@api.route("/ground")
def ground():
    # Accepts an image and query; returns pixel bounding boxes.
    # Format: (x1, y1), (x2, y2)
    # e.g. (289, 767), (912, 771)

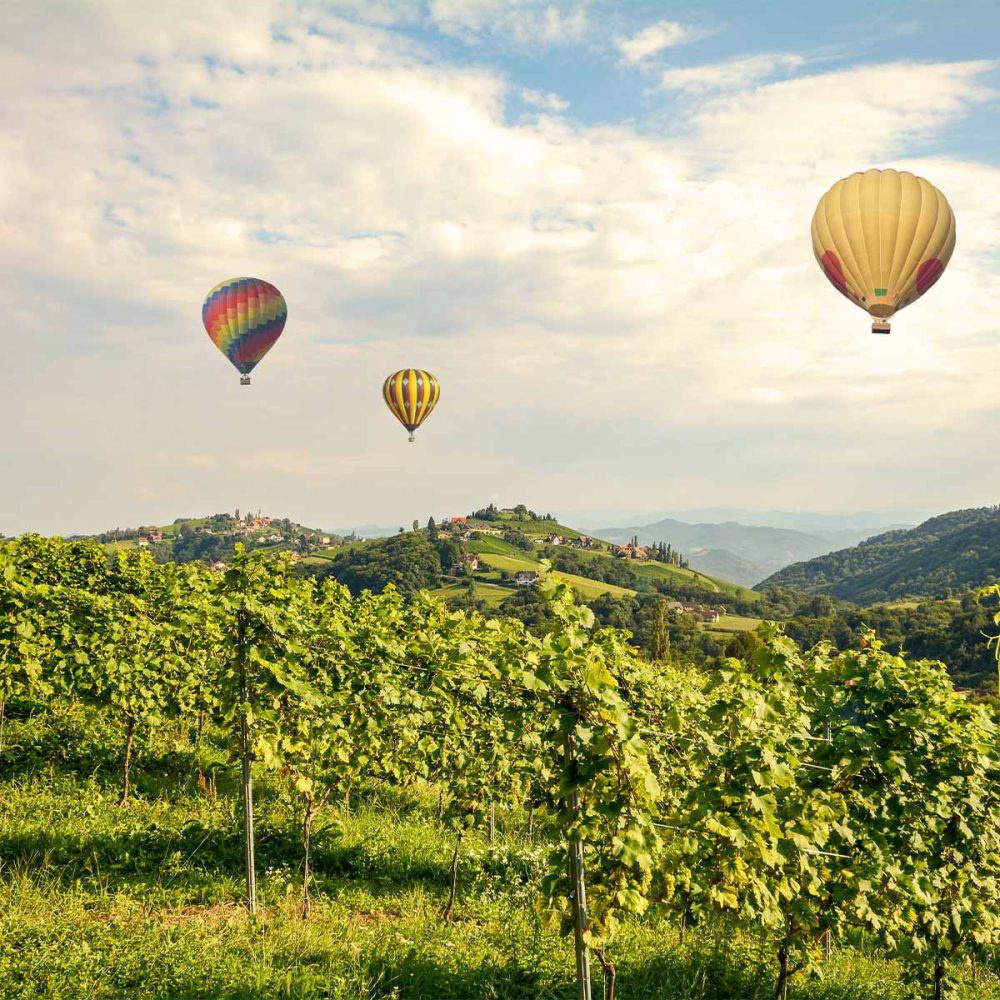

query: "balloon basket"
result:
(240, 374), (251, 385)
(871, 320), (891, 335)
(408, 434), (415, 443)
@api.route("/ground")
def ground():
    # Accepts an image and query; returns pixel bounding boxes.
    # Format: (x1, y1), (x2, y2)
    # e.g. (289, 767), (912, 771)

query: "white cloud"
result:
(660, 53), (805, 92)
(521, 88), (569, 112)
(617, 20), (689, 63)
(1, 5), (999, 533)
(427, 0), (588, 45)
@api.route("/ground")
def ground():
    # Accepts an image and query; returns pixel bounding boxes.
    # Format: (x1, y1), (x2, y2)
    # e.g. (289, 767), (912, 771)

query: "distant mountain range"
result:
(593, 517), (903, 587)
(757, 507), (1000, 603)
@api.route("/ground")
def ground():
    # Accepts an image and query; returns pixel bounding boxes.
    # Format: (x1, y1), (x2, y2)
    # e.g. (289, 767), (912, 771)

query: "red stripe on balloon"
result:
(915, 258), (943, 296)
(821, 250), (851, 298)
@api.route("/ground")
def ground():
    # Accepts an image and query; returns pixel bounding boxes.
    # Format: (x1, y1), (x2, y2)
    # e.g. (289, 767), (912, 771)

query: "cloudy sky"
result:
(3, 0), (999, 536)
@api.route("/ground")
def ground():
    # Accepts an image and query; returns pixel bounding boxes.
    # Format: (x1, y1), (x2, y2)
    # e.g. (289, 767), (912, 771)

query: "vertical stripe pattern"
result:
(382, 369), (440, 437)
(811, 168), (956, 327)
(202, 277), (287, 377)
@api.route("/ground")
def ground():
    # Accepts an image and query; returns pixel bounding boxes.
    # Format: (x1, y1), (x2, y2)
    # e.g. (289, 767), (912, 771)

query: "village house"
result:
(666, 601), (722, 622)
(455, 554), (480, 572)
(515, 570), (540, 586)
(545, 534), (564, 545)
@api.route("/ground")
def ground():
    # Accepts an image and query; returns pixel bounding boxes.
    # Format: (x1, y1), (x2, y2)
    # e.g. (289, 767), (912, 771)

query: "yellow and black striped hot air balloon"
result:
(812, 168), (956, 334)
(383, 369), (440, 442)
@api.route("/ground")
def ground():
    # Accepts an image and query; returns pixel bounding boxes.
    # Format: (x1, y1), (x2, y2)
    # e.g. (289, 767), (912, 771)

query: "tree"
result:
(428, 516), (437, 533)
(649, 599), (671, 662)
(324, 532), (443, 595)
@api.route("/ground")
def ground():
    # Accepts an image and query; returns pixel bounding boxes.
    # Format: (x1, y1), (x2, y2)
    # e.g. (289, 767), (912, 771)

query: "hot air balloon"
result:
(202, 277), (287, 384)
(811, 168), (955, 334)
(383, 369), (440, 442)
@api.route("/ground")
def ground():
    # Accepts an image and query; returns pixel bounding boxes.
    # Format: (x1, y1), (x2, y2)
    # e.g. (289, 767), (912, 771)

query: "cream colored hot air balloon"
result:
(811, 168), (956, 333)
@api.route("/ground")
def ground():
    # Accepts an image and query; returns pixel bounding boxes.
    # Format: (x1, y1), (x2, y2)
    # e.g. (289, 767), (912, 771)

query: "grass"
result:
(476, 553), (542, 574)
(0, 707), (997, 999)
(704, 614), (765, 634)
(550, 571), (636, 599)
(103, 540), (140, 553)
(300, 551), (339, 567)
(428, 581), (515, 608)
(465, 537), (537, 559)
(631, 560), (719, 590)
(473, 554), (636, 600)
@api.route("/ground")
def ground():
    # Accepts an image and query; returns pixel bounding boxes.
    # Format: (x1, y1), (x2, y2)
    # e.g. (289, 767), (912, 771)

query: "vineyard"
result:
(3, 537), (1000, 999)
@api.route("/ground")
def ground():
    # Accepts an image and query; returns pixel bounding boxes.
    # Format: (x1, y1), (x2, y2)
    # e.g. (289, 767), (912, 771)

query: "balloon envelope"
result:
(203, 277), (287, 380)
(811, 169), (955, 333)
(383, 369), (440, 441)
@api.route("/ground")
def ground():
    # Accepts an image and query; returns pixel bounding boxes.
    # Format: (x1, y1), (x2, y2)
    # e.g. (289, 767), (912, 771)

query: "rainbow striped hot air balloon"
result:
(812, 169), (956, 334)
(383, 369), (440, 442)
(202, 277), (287, 384)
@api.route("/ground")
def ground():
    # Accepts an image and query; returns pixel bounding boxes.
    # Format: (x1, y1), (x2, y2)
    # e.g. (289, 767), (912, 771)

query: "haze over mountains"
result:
(591, 517), (908, 587)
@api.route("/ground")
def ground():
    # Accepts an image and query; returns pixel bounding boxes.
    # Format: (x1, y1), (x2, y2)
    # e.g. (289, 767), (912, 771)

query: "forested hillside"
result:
(758, 507), (1000, 602)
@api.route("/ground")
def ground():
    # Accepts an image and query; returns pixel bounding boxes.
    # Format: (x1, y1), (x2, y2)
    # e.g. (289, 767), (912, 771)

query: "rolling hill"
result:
(88, 512), (341, 565)
(757, 507), (1000, 603)
(66, 506), (764, 637)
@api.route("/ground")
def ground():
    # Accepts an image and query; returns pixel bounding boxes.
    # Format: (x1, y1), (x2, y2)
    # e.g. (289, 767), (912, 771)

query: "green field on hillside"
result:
(705, 614), (765, 634)
(429, 580), (515, 607)
(515, 519), (583, 539)
(551, 571), (636, 599)
(472, 553), (636, 600)
(464, 536), (535, 559)
(103, 539), (141, 553)
(476, 552), (543, 574)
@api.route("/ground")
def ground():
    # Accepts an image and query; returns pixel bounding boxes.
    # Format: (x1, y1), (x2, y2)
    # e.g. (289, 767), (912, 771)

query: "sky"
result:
(2, 0), (999, 536)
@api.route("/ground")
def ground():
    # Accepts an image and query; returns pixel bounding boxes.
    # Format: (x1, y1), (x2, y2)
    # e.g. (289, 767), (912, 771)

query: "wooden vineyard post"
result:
(823, 719), (833, 962)
(237, 614), (258, 915)
(565, 733), (592, 1000)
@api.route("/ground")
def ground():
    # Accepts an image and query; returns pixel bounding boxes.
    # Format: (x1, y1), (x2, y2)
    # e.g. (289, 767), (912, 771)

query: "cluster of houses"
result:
(536, 533), (597, 549)
(441, 524), (601, 549)
(666, 601), (723, 623)
(135, 513), (333, 555)
(614, 544), (651, 560)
